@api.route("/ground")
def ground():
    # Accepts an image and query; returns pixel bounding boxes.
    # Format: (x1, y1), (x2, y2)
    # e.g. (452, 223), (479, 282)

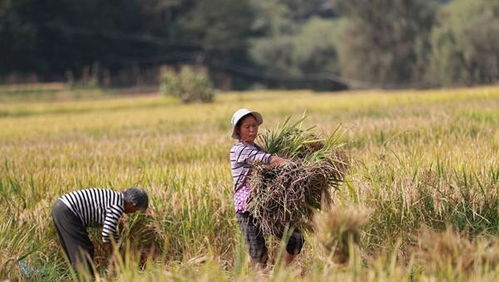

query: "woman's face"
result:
(237, 115), (259, 143)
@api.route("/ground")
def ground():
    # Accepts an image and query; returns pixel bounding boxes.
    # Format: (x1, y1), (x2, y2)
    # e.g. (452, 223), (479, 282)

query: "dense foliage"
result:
(0, 0), (497, 88)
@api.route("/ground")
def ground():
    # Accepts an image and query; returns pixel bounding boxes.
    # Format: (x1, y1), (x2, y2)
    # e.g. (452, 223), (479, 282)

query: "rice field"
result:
(0, 86), (498, 281)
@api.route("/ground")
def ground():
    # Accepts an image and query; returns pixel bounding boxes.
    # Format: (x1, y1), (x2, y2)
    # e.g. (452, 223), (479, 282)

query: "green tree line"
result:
(0, 0), (497, 89)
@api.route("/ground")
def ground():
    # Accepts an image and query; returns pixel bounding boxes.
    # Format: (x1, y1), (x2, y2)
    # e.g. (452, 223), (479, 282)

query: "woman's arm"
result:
(234, 145), (272, 165)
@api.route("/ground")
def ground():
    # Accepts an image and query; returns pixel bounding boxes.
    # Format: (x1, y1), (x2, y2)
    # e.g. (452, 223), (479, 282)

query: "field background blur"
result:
(1, 0), (498, 89)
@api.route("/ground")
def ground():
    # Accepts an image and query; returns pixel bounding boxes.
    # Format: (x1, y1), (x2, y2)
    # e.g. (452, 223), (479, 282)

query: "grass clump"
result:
(248, 117), (349, 236)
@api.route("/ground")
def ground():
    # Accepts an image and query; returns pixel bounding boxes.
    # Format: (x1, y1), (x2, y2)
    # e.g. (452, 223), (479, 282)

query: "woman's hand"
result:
(270, 156), (289, 167)
(104, 242), (114, 257)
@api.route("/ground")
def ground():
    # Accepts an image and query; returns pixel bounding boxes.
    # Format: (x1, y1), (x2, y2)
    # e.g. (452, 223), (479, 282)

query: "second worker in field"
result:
(51, 187), (149, 278)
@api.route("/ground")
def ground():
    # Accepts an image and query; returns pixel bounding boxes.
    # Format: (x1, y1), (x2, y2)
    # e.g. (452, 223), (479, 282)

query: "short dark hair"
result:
(123, 187), (149, 210)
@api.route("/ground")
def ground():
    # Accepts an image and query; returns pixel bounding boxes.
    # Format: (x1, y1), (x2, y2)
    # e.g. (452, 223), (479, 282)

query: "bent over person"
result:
(51, 187), (148, 276)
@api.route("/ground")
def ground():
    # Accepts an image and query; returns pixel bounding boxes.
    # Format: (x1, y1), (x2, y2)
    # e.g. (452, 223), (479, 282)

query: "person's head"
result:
(231, 108), (263, 143)
(122, 187), (149, 213)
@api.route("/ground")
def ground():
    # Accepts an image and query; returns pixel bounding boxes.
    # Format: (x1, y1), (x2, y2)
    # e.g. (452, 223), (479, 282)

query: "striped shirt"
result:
(230, 141), (271, 212)
(59, 188), (125, 243)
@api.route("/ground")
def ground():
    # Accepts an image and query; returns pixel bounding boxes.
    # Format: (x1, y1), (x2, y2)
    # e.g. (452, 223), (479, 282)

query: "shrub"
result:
(160, 66), (215, 103)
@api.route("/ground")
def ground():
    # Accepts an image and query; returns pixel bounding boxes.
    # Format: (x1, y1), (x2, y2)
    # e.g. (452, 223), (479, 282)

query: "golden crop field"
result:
(0, 86), (498, 281)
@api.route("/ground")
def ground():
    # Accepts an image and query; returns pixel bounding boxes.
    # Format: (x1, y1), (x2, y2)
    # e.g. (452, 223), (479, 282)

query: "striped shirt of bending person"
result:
(59, 188), (124, 243)
(230, 141), (271, 192)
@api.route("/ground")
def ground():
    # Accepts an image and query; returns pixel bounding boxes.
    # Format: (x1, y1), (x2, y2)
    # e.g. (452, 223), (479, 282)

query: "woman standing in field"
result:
(229, 108), (304, 269)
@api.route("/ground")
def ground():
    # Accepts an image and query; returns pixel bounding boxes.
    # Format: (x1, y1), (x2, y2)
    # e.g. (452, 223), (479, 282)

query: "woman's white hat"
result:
(231, 108), (263, 139)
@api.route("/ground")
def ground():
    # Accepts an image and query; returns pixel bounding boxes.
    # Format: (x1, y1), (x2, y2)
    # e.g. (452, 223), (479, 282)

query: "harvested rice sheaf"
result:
(247, 117), (349, 236)
(314, 207), (371, 263)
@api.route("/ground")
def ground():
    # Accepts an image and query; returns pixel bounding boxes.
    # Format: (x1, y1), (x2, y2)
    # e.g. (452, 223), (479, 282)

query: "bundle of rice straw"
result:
(247, 117), (349, 236)
(314, 207), (371, 263)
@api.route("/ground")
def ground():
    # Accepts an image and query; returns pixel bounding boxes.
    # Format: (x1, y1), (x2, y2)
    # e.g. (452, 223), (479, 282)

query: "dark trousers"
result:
(236, 212), (304, 264)
(52, 200), (95, 277)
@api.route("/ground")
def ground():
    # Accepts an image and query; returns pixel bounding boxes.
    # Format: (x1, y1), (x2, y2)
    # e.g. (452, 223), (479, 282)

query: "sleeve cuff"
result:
(102, 236), (119, 244)
(264, 154), (272, 165)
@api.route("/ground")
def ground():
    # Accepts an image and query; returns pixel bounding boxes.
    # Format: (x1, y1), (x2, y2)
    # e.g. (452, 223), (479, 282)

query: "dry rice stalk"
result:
(413, 226), (499, 272)
(119, 211), (165, 267)
(248, 117), (349, 236)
